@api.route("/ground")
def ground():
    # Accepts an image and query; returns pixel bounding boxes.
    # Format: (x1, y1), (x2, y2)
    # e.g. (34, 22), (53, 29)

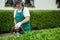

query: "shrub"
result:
(0, 10), (60, 33)
(0, 10), (14, 33)
(30, 10), (60, 29)
(0, 28), (60, 40)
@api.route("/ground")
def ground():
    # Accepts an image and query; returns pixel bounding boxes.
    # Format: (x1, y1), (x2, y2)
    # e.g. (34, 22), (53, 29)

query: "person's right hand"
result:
(15, 24), (19, 29)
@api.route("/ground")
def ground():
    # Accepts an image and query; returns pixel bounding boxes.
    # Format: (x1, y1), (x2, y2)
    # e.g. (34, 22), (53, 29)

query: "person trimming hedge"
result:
(13, 0), (30, 37)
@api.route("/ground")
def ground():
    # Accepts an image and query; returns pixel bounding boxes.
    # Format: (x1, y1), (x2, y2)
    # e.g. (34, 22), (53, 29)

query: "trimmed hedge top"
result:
(0, 28), (60, 40)
(0, 10), (60, 33)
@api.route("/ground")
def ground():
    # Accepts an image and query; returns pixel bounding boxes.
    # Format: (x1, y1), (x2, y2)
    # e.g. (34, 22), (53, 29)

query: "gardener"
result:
(13, 0), (30, 37)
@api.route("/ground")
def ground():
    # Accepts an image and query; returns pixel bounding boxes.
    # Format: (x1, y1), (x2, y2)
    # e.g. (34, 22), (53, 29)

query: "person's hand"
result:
(16, 22), (22, 27)
(15, 22), (22, 29)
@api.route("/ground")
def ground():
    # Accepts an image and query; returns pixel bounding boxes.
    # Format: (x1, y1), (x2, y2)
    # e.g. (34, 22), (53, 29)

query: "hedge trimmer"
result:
(11, 26), (25, 40)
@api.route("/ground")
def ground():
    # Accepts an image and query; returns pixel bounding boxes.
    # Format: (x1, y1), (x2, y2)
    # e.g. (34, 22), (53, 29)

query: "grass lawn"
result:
(0, 27), (60, 40)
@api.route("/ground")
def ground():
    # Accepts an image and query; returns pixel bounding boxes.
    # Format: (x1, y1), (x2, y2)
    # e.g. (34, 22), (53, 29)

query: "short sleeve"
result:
(14, 9), (17, 18)
(23, 7), (30, 17)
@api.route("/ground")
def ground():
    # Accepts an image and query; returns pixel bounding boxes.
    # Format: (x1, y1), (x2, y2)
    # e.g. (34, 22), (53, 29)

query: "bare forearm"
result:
(14, 18), (16, 25)
(21, 17), (30, 24)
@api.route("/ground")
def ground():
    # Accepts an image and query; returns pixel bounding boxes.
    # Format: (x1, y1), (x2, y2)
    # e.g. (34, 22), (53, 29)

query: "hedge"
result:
(0, 27), (60, 40)
(0, 10), (14, 33)
(0, 10), (60, 33)
(30, 10), (60, 29)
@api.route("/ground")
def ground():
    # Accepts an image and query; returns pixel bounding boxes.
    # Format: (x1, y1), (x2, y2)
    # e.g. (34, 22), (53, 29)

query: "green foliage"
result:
(0, 10), (60, 33)
(0, 27), (60, 40)
(30, 10), (60, 29)
(0, 10), (14, 33)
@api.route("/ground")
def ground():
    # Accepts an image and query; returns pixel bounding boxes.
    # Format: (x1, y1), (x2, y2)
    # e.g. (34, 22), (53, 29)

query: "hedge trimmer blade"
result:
(20, 26), (25, 33)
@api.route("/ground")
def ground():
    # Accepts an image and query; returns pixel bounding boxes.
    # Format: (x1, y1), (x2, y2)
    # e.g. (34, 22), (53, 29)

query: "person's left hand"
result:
(15, 22), (22, 29)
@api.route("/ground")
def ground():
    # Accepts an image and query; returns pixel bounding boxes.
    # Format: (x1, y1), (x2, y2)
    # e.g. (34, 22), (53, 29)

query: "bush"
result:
(30, 10), (60, 29)
(0, 10), (60, 33)
(0, 27), (60, 40)
(0, 10), (14, 33)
